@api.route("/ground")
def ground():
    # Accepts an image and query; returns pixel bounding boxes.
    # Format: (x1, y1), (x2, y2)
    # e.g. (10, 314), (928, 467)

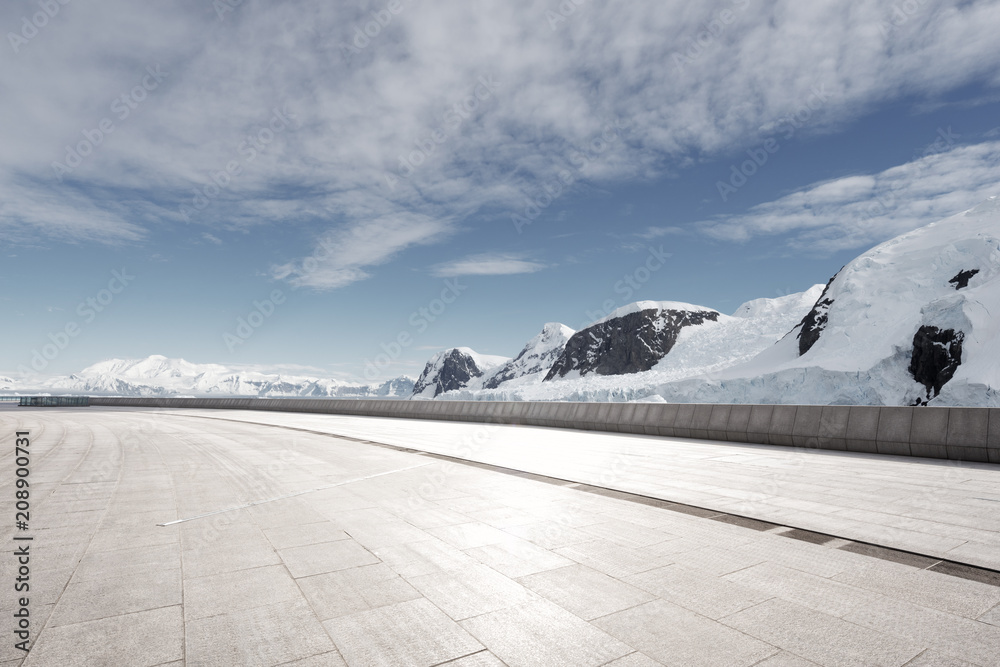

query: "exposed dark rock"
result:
(909, 326), (965, 399)
(796, 271), (840, 356)
(412, 349), (485, 397)
(948, 269), (980, 290)
(544, 308), (719, 380)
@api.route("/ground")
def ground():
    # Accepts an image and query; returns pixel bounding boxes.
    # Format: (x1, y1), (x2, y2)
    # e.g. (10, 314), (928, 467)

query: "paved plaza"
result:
(1, 405), (999, 666)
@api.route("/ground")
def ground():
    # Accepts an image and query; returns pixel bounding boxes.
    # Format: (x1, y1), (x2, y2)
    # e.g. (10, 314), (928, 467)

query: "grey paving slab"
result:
(461, 598), (633, 667)
(502, 519), (596, 549)
(721, 598), (925, 667)
(276, 650), (349, 666)
(464, 505), (541, 528)
(186, 598), (334, 667)
(0, 604), (52, 663)
(842, 594), (1000, 666)
(325, 598), (483, 667)
(667, 544), (767, 577)
(278, 537), (380, 579)
(47, 567), (181, 627)
(369, 537), (477, 577)
(901, 650), (980, 666)
(342, 519), (431, 549)
(427, 522), (513, 550)
(440, 650), (509, 666)
(626, 563), (771, 620)
(382, 503), (471, 529)
(465, 537), (575, 578)
(577, 518), (676, 549)
(22, 606), (183, 667)
(594, 599), (778, 667)
(71, 543), (180, 583)
(24, 567), (73, 607)
(183, 563), (303, 621)
(518, 563), (655, 621)
(602, 653), (664, 666)
(978, 603), (1000, 626)
(262, 521), (350, 550)
(722, 561), (876, 618)
(405, 562), (538, 620)
(832, 561), (1000, 619)
(753, 652), (821, 666)
(554, 539), (673, 578)
(296, 562), (421, 621)
(183, 532), (282, 579)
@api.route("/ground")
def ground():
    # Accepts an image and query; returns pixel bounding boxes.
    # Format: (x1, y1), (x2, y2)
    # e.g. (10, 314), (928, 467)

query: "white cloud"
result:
(430, 253), (547, 278)
(637, 226), (687, 239)
(699, 141), (1000, 252)
(271, 213), (451, 289)
(2, 0), (1000, 281)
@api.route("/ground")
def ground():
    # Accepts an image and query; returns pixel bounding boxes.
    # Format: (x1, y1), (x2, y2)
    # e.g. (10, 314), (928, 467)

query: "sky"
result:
(2, 0), (1000, 383)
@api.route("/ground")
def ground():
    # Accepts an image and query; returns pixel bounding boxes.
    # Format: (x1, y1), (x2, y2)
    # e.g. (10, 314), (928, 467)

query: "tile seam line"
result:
(150, 411), (1000, 581)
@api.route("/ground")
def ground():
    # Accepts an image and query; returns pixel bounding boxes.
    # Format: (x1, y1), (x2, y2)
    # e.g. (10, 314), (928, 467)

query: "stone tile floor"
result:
(0, 406), (997, 666)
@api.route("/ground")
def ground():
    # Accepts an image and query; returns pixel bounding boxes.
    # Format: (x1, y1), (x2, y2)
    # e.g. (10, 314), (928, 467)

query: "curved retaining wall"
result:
(88, 397), (1000, 464)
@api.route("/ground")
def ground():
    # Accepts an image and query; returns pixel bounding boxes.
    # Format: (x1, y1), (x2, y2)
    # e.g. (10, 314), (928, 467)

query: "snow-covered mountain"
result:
(439, 285), (823, 401)
(546, 302), (722, 380)
(669, 196), (1000, 406)
(484, 323), (575, 389)
(411, 348), (509, 398)
(425, 198), (999, 405)
(12, 355), (414, 398)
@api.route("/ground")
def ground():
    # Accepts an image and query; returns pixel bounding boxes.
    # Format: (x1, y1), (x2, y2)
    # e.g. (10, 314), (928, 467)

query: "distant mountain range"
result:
(6, 197), (997, 406)
(412, 197), (1000, 407)
(3, 356), (414, 399)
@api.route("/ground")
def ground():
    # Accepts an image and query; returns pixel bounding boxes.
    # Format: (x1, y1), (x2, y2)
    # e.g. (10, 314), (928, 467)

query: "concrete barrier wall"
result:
(86, 397), (1000, 464)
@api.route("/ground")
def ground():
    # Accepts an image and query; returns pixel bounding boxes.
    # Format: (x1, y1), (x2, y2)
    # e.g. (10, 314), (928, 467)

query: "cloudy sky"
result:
(2, 0), (1000, 381)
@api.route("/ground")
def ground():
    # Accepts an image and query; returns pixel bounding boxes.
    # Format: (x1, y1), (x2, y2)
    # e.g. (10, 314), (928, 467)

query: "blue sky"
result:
(2, 0), (1000, 382)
